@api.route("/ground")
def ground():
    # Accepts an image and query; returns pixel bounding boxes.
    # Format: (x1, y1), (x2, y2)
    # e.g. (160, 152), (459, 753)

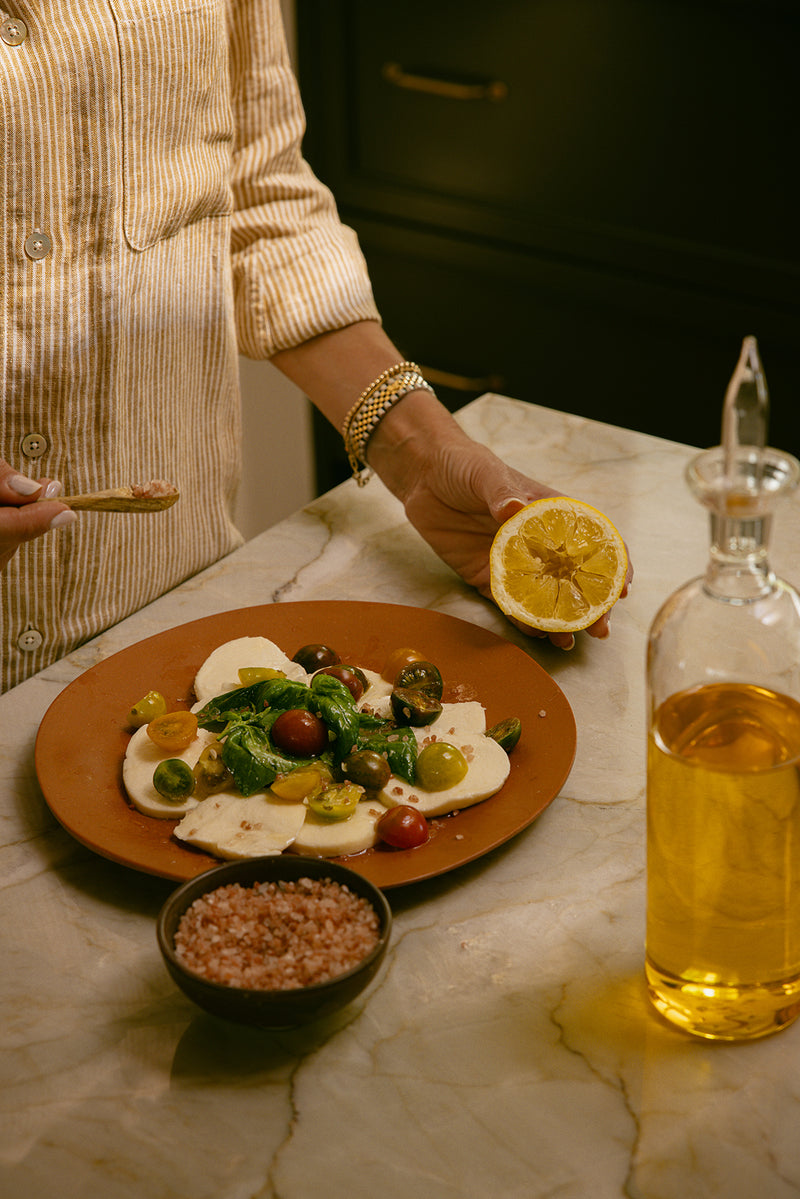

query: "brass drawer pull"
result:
(421, 365), (506, 393)
(382, 62), (508, 103)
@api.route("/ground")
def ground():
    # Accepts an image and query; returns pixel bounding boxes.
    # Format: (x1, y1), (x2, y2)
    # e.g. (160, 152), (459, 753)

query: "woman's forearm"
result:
(269, 320), (466, 500)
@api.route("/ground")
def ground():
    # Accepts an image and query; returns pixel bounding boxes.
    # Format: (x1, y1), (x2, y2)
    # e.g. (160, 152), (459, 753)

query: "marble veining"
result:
(2, 396), (800, 1199)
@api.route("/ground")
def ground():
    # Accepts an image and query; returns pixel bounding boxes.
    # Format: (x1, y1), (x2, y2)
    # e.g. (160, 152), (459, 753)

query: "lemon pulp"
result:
(490, 498), (627, 632)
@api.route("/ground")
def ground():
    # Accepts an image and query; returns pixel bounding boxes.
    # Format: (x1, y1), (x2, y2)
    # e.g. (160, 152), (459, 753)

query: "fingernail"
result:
(43, 480), (64, 499)
(49, 510), (78, 530)
(497, 497), (528, 521)
(8, 474), (41, 496)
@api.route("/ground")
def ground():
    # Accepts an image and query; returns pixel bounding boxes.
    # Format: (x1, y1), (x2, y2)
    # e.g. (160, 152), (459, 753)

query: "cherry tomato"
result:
(315, 664), (367, 702)
(292, 643), (340, 672)
(271, 708), (328, 757)
(192, 741), (231, 795)
(153, 758), (196, 802)
(146, 710), (198, 752)
(238, 667), (286, 685)
(394, 660), (443, 699)
(341, 749), (392, 791)
(390, 687), (442, 727)
(377, 805), (429, 849)
(381, 646), (425, 683)
(486, 717), (522, 752)
(307, 781), (363, 822)
(415, 742), (468, 791)
(129, 690), (167, 728)
(271, 764), (332, 801)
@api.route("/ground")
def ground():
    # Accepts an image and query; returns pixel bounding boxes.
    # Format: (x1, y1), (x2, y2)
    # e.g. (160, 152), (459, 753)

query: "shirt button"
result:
(20, 431), (49, 459)
(24, 231), (52, 260)
(1, 16), (28, 45)
(17, 629), (43, 652)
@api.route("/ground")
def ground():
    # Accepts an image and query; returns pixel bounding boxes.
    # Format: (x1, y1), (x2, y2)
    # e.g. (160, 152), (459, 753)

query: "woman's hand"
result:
(0, 462), (75, 571)
(270, 322), (632, 646)
(368, 397), (632, 649)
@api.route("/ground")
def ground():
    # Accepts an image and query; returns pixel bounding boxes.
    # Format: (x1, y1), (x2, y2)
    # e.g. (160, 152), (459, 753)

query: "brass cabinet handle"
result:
(421, 365), (506, 393)
(382, 62), (508, 103)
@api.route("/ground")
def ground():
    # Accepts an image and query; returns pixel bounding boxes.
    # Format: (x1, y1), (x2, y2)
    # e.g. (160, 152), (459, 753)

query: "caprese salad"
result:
(122, 635), (521, 860)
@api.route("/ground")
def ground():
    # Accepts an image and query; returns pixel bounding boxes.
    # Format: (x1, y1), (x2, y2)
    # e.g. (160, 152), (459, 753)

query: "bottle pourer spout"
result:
(721, 336), (769, 493)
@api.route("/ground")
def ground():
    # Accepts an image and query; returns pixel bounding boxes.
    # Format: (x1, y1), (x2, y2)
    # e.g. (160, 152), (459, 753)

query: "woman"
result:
(0, 0), (628, 691)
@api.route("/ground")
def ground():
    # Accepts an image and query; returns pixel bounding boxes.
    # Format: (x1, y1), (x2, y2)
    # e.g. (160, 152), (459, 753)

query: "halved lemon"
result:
(489, 497), (628, 632)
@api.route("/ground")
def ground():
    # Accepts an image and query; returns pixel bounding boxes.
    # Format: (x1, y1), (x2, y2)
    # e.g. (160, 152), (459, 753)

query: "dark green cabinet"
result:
(297, 0), (799, 493)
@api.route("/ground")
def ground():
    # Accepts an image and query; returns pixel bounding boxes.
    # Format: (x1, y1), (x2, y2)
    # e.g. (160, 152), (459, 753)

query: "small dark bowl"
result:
(156, 856), (392, 1028)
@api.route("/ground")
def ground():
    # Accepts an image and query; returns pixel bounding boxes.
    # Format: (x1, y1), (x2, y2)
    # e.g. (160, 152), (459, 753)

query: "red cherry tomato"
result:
(271, 709), (328, 757)
(315, 664), (367, 702)
(377, 805), (429, 849)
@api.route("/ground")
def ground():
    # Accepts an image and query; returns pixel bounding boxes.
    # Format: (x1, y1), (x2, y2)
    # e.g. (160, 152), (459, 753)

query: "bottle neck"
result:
(704, 512), (775, 600)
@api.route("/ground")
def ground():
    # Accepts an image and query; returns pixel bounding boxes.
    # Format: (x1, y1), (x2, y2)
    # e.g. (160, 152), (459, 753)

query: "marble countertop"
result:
(3, 395), (800, 1199)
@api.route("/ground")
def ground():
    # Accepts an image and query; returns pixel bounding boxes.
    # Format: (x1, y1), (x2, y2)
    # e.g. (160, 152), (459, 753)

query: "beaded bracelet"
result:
(342, 361), (434, 485)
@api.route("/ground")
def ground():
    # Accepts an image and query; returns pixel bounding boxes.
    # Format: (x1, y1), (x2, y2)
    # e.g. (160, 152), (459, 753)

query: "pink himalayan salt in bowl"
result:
(156, 855), (392, 1028)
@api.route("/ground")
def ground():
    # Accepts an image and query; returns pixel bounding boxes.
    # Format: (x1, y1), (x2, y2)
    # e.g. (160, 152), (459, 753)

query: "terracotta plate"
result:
(35, 601), (576, 889)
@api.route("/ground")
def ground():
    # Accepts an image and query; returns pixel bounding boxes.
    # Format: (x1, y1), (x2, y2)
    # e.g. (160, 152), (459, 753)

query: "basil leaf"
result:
(196, 677), (313, 731)
(309, 673), (360, 760)
(258, 678), (312, 712)
(221, 722), (314, 796)
(356, 710), (385, 730)
(195, 681), (270, 728)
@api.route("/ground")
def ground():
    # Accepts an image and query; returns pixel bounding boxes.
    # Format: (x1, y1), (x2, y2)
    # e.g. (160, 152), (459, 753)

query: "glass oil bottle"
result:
(645, 337), (800, 1039)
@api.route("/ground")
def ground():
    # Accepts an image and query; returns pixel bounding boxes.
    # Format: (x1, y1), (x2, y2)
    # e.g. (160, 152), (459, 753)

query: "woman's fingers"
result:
(0, 462), (63, 504)
(0, 465), (75, 569)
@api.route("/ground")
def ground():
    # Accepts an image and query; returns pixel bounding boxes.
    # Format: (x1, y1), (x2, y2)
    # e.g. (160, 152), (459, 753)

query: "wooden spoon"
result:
(40, 484), (180, 512)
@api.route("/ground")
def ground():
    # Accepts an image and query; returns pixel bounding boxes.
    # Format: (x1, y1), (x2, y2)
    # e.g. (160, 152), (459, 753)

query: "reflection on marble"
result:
(2, 397), (800, 1199)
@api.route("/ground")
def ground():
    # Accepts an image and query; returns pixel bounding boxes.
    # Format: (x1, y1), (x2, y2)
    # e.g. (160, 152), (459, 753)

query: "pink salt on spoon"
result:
(39, 479), (179, 512)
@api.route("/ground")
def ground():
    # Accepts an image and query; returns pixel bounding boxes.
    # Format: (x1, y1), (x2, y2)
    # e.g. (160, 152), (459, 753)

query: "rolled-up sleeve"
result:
(226, 0), (380, 358)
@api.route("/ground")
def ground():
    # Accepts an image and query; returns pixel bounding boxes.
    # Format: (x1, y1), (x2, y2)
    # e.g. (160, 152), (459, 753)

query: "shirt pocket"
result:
(109, 0), (234, 250)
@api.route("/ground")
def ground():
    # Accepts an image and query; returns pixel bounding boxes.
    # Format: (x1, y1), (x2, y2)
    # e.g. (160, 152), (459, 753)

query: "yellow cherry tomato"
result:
(271, 764), (333, 802)
(238, 667), (286, 685)
(381, 646), (426, 683)
(129, 690), (167, 728)
(146, 710), (198, 752)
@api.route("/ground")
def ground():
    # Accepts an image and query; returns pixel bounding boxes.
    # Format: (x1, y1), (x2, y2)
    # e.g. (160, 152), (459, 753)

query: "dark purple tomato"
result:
(315, 664), (367, 702)
(377, 805), (429, 849)
(341, 749), (392, 791)
(292, 644), (340, 672)
(271, 709), (328, 757)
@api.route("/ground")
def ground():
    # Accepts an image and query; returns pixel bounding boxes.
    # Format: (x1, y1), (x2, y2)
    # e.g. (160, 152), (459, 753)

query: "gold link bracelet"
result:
(342, 361), (434, 485)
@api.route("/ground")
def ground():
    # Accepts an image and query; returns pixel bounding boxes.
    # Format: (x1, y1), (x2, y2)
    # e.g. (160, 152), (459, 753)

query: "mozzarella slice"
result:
(123, 725), (218, 818)
(356, 669), (393, 719)
(174, 793), (306, 859)
(378, 722), (510, 818)
(434, 701), (487, 736)
(288, 801), (385, 857)
(193, 636), (309, 705)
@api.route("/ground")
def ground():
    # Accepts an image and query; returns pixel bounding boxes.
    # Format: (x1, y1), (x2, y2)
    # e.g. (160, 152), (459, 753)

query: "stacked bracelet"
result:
(341, 361), (435, 485)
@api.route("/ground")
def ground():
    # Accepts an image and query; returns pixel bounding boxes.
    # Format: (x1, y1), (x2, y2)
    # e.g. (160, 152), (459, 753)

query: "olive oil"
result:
(645, 340), (800, 1039)
(646, 682), (800, 1039)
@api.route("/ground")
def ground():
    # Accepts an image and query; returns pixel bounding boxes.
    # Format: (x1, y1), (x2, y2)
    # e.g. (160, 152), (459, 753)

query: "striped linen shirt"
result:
(0, 0), (379, 691)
